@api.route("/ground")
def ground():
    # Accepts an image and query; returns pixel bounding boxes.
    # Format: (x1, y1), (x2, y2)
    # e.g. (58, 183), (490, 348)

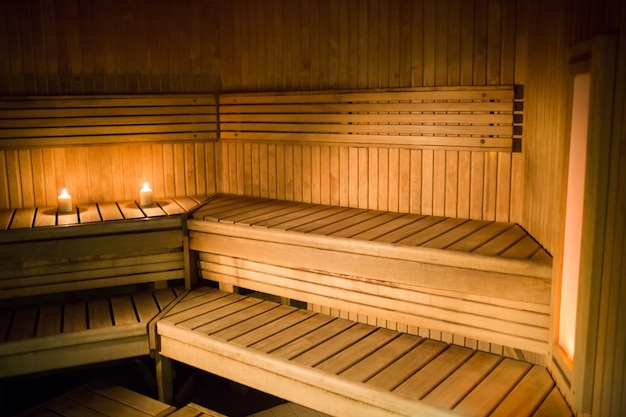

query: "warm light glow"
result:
(140, 182), (154, 206)
(57, 188), (73, 213)
(559, 72), (591, 360)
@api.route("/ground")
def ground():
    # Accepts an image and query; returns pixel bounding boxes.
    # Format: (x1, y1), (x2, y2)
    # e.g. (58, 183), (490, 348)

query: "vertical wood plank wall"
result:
(217, 0), (526, 224)
(564, 1), (626, 416)
(0, 0), (220, 208)
(0, 144), (217, 208)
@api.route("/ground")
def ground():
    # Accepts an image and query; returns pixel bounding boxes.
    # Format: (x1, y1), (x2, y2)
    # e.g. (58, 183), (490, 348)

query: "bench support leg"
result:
(156, 353), (174, 404)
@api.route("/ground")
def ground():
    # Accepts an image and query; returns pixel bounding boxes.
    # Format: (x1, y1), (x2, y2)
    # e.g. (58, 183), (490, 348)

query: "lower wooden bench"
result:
(13, 379), (176, 417)
(168, 403), (228, 417)
(0, 287), (181, 378)
(156, 287), (571, 417)
(0, 195), (208, 379)
(11, 379), (228, 417)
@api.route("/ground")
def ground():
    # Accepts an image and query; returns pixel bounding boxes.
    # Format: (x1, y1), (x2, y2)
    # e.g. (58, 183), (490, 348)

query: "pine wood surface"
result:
(0, 195), (208, 232)
(193, 194), (550, 262)
(188, 194), (552, 354)
(220, 87), (519, 152)
(157, 287), (571, 417)
(0, 288), (182, 378)
(0, 95), (217, 148)
(14, 379), (176, 417)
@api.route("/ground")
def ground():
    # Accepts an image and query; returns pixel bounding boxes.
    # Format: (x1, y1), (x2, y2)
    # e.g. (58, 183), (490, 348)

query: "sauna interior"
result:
(1, 1), (625, 417)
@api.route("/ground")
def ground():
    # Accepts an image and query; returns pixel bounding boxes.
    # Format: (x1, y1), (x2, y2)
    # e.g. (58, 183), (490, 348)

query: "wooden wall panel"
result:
(219, 0), (520, 91)
(0, 0), (220, 95)
(217, 0), (525, 223)
(0, 143), (217, 209)
(219, 142), (516, 221)
(0, 0), (220, 209)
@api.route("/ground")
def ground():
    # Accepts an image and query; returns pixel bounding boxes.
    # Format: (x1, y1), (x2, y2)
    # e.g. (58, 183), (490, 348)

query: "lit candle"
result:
(57, 188), (73, 213)
(140, 182), (154, 206)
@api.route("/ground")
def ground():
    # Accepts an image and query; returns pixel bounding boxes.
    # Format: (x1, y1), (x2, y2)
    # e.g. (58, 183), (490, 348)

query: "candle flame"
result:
(59, 188), (70, 198)
(141, 182), (151, 191)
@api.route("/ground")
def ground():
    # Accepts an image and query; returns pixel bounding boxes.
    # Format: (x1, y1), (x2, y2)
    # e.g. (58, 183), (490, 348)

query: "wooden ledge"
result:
(0, 195), (209, 244)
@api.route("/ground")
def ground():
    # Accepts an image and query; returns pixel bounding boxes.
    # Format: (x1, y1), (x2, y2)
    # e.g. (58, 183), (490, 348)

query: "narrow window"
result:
(559, 72), (590, 360)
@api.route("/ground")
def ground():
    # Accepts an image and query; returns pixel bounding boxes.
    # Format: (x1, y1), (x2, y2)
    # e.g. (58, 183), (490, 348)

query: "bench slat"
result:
(490, 365), (556, 417)
(0, 209), (13, 230)
(88, 298), (114, 329)
(315, 328), (398, 374)
(211, 303), (297, 342)
(288, 207), (365, 233)
(7, 306), (38, 341)
(228, 308), (316, 348)
(36, 304), (63, 338)
(111, 295), (139, 326)
(118, 201), (147, 220)
(9, 207), (35, 229)
(78, 203), (103, 223)
(393, 345), (475, 400)
(422, 351), (501, 408)
(339, 333), (423, 382)
(366, 339), (448, 391)
(33, 207), (57, 227)
(63, 301), (88, 333)
(453, 358), (532, 415)
(293, 323), (377, 367)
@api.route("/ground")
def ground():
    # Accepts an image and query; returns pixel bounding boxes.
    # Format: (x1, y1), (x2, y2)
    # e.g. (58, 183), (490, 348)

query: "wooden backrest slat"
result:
(0, 95), (216, 108)
(219, 86), (514, 104)
(0, 94), (218, 148)
(2, 114), (216, 129)
(220, 101), (511, 114)
(221, 113), (512, 124)
(220, 87), (520, 152)
(223, 122), (512, 137)
(1, 106), (217, 120)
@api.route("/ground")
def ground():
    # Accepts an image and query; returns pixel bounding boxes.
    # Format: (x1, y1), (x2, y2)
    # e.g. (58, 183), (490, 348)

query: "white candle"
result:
(57, 188), (73, 213)
(140, 182), (154, 206)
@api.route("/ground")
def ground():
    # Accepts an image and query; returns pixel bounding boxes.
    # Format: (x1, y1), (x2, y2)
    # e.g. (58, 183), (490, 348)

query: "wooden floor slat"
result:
(160, 288), (571, 417)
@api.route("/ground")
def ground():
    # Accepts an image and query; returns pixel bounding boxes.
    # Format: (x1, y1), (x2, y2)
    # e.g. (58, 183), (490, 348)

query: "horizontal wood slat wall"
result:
(219, 87), (520, 152)
(0, 143), (217, 209)
(0, 95), (218, 148)
(218, 142), (518, 222)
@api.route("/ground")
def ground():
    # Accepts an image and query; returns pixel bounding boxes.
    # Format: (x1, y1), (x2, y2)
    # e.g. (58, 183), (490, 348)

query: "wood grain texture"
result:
(157, 288), (570, 417)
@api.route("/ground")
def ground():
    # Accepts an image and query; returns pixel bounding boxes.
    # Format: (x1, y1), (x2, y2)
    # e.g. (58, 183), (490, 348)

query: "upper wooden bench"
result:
(0, 195), (207, 379)
(187, 194), (551, 355)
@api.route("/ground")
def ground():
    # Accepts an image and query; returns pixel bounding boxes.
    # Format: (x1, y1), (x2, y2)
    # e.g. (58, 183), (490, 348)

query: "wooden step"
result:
(157, 287), (571, 417)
